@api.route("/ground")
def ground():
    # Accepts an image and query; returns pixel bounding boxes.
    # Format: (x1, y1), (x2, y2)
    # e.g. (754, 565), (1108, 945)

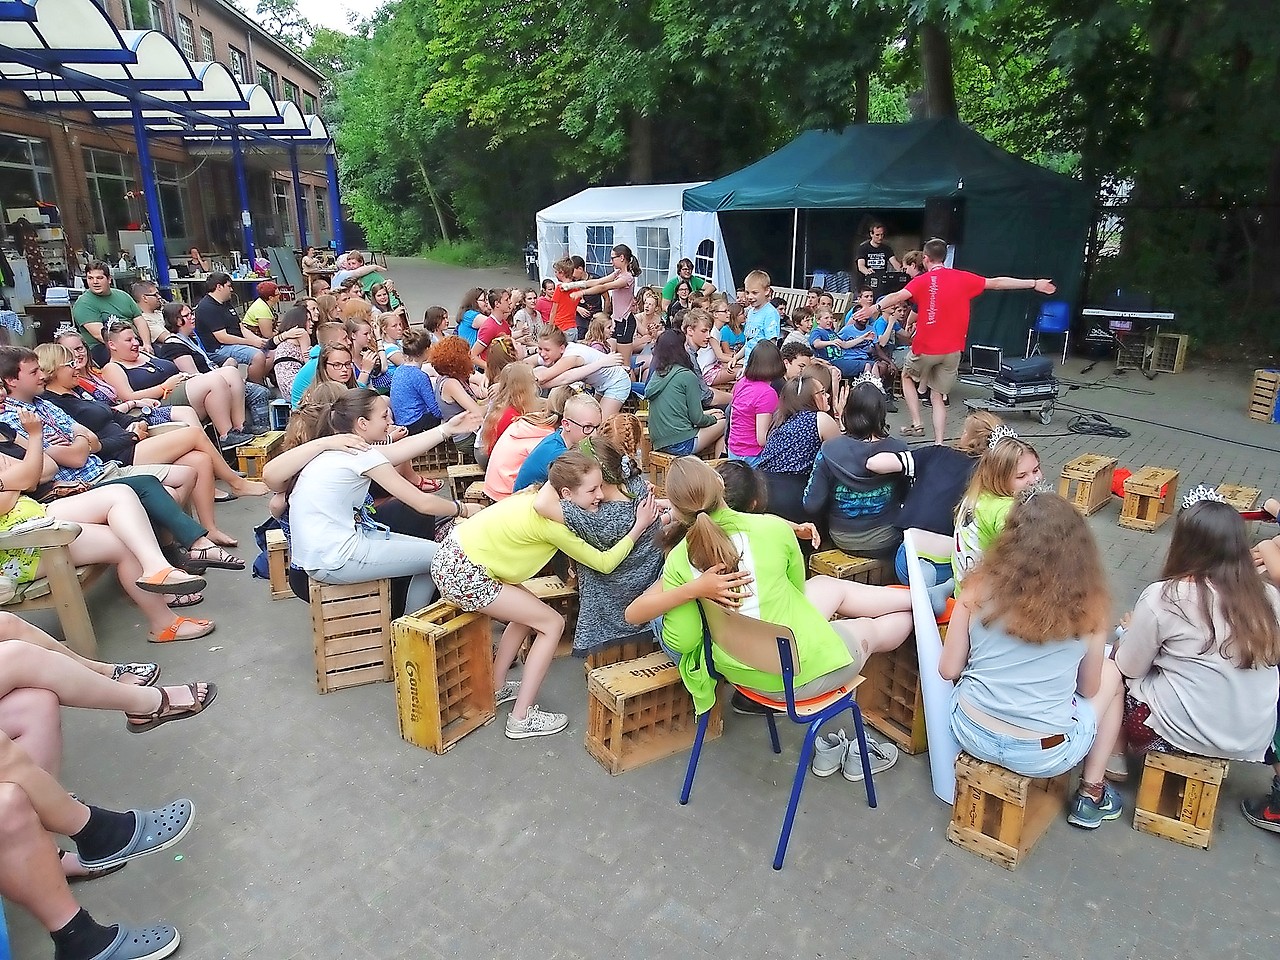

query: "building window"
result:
(199, 28), (215, 63)
(0, 134), (56, 221)
(302, 92), (316, 115)
(176, 16), (195, 59)
(633, 226), (671, 288)
(148, 0), (166, 32)
(228, 47), (246, 83)
(282, 80), (300, 107)
(153, 161), (190, 242)
(314, 187), (328, 242)
(694, 238), (716, 281)
(257, 65), (278, 99)
(273, 178), (292, 244)
(82, 148), (137, 238)
(584, 226), (614, 277)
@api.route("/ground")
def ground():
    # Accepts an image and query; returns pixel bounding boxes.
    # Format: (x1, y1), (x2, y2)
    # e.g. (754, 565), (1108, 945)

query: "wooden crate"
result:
(265, 527), (292, 600)
(1216, 483), (1260, 513)
(947, 752), (1068, 870)
(237, 430), (285, 481)
(1058, 454), (1118, 517)
(808, 550), (892, 584)
(462, 481), (492, 506)
(411, 439), (460, 479)
(1248, 369), (1280, 423)
(857, 639), (927, 754)
(584, 636), (662, 675)
(309, 578), (392, 693)
(1119, 466), (1179, 532)
(585, 652), (721, 774)
(524, 575), (578, 659)
(447, 463), (484, 500)
(1151, 333), (1188, 374)
(1133, 751), (1228, 850)
(647, 451), (674, 498)
(391, 600), (496, 754)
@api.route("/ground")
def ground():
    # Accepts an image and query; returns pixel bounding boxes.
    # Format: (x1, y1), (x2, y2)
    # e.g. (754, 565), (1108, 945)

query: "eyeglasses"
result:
(564, 417), (599, 435)
(326, 360), (354, 370)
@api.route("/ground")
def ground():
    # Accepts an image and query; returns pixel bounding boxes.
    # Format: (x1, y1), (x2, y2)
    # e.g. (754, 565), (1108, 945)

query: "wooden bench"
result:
(1058, 454), (1118, 517)
(0, 521), (108, 658)
(309, 578), (393, 693)
(1118, 466), (1179, 532)
(947, 752), (1068, 870)
(1133, 751), (1228, 850)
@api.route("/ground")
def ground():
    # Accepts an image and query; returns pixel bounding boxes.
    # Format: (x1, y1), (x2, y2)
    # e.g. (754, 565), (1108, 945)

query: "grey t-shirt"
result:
(288, 448), (389, 572)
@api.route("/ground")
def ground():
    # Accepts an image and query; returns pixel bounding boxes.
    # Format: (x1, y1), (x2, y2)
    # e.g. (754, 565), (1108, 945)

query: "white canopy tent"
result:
(535, 183), (734, 294)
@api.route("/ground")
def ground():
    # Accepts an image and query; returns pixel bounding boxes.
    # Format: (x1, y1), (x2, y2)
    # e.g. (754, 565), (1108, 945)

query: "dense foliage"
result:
(282, 0), (1278, 347)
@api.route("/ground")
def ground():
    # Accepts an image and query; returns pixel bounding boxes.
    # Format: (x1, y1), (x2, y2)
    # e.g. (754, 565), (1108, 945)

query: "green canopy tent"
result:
(683, 118), (1091, 354)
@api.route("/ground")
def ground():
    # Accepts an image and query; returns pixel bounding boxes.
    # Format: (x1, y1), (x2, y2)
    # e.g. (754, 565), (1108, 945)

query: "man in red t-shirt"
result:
(854, 238), (1055, 444)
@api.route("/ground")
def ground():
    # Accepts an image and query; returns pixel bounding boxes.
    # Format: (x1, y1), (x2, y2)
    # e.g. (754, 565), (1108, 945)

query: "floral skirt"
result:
(429, 533), (502, 611)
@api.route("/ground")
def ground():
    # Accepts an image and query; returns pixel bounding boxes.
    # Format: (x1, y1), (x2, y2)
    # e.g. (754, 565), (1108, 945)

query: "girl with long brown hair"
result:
(939, 492), (1125, 830)
(950, 427), (1042, 588)
(479, 362), (541, 461)
(1116, 495), (1280, 767)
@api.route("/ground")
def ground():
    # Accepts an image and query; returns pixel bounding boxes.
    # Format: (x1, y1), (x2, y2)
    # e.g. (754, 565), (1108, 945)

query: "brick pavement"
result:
(6, 264), (1280, 959)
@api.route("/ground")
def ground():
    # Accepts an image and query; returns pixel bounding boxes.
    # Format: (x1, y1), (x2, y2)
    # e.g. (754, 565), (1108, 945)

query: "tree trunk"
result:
(853, 68), (869, 123)
(628, 112), (653, 183)
(415, 158), (451, 244)
(918, 22), (957, 118)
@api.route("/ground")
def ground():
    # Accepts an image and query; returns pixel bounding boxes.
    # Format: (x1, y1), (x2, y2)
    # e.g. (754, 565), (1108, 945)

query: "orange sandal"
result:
(136, 567), (207, 596)
(148, 616), (215, 644)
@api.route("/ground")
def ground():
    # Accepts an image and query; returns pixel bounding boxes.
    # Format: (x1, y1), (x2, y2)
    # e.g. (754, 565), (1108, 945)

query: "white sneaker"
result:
(843, 735), (899, 781)
(495, 680), (520, 707)
(811, 729), (850, 778)
(505, 704), (568, 739)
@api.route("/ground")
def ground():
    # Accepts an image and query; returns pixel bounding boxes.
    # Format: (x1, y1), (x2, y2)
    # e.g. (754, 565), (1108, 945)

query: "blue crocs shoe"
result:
(1066, 783), (1123, 829)
(78, 800), (195, 870)
(88, 923), (180, 960)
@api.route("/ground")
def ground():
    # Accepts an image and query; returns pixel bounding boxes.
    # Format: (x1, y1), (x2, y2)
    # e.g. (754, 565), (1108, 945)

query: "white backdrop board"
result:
(904, 528), (962, 804)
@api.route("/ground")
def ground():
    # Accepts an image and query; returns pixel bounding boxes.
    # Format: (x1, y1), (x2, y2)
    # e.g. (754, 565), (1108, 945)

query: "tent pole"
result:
(790, 208), (799, 287)
(130, 106), (170, 287)
(289, 146), (308, 250)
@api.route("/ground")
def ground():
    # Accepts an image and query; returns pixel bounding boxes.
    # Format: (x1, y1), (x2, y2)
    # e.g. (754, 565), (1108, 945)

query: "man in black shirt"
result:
(856, 222), (903, 295)
(193, 272), (269, 384)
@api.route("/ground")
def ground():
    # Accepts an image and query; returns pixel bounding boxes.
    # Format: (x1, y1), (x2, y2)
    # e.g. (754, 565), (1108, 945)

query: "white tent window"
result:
(634, 225), (670, 288)
(694, 238), (716, 281)
(546, 224), (569, 262)
(585, 225), (613, 276)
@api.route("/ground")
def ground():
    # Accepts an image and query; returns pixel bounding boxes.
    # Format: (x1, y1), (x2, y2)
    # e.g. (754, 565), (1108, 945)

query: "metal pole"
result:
(230, 128), (255, 263)
(325, 149), (344, 253)
(288, 145), (308, 250)
(131, 107), (171, 287)
(790, 208), (799, 287)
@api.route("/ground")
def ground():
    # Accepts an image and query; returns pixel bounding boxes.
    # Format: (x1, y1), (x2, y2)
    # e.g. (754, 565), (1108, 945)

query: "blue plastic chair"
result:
(1025, 300), (1071, 364)
(680, 601), (876, 869)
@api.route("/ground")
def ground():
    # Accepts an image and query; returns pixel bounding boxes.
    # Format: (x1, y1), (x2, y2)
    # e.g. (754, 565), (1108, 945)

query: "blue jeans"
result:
(209, 343), (264, 366)
(833, 356), (870, 379)
(660, 437), (697, 456)
(894, 543), (952, 586)
(949, 696), (1095, 779)
(729, 452), (764, 468)
(309, 530), (440, 614)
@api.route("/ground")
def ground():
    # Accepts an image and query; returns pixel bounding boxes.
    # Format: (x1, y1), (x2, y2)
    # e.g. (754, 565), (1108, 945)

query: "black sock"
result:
(71, 806), (136, 863)
(51, 908), (118, 960)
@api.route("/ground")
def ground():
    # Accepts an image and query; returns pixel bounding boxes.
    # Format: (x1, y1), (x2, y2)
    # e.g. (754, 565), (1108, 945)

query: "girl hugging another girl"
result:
(951, 425), (1042, 589)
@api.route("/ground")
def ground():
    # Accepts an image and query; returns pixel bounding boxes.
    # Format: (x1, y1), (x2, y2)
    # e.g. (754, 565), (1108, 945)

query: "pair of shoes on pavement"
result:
(495, 679), (568, 740)
(812, 728), (899, 782)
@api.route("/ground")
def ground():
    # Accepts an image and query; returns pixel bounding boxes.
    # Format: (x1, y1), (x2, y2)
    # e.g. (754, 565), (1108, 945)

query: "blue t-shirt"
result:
(872, 316), (901, 345)
(808, 326), (840, 362)
(389, 364), (442, 426)
(512, 431), (568, 493)
(290, 344), (324, 407)
(743, 303), (780, 358)
(835, 322), (874, 362)
(458, 309), (482, 346)
(719, 327), (745, 352)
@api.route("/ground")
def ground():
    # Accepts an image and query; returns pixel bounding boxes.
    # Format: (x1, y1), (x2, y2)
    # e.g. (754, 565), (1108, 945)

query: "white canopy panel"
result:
(0, 0), (130, 62)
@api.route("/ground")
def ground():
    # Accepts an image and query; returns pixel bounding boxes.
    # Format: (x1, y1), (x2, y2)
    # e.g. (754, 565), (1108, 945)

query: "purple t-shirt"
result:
(729, 378), (780, 457)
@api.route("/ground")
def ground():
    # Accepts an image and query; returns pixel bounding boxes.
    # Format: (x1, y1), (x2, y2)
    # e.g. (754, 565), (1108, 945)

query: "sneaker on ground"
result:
(505, 704), (568, 739)
(731, 690), (780, 716)
(811, 729), (849, 778)
(842, 735), (899, 781)
(218, 430), (255, 450)
(1241, 782), (1280, 834)
(1105, 752), (1129, 782)
(495, 680), (520, 707)
(1066, 782), (1123, 829)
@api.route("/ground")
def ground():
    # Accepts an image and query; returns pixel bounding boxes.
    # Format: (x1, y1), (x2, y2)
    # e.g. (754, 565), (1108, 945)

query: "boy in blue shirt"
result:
(742, 269), (780, 359)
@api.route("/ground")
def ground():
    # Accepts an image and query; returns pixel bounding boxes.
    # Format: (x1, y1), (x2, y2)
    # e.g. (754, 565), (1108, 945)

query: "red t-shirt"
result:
(550, 286), (577, 332)
(485, 404), (521, 455)
(534, 295), (554, 324)
(474, 317), (512, 361)
(905, 267), (986, 355)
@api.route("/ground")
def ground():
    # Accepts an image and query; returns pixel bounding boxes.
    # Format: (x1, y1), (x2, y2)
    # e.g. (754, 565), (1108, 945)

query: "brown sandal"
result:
(126, 682), (218, 734)
(899, 423), (925, 437)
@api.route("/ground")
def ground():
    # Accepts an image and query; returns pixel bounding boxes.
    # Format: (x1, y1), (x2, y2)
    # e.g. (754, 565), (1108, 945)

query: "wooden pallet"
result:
(1133, 751), (1228, 850)
(237, 430), (285, 480)
(265, 527), (292, 600)
(411, 439), (461, 478)
(585, 652), (721, 775)
(309, 578), (393, 693)
(1248, 369), (1279, 423)
(1151, 333), (1188, 374)
(808, 550), (892, 584)
(858, 639), (927, 754)
(1216, 483), (1261, 513)
(1058, 454), (1118, 517)
(447, 463), (484, 500)
(947, 753), (1068, 870)
(1119, 466), (1179, 532)
(463, 480), (492, 506)
(391, 600), (496, 754)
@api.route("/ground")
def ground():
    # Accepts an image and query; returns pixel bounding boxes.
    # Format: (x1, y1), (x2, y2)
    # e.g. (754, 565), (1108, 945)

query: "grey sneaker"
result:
(842, 736), (899, 781)
(495, 680), (520, 707)
(812, 729), (850, 778)
(505, 704), (568, 739)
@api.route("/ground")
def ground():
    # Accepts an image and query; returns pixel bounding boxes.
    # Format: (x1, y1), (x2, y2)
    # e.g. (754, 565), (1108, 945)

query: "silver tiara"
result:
(1018, 480), (1054, 504)
(988, 424), (1019, 450)
(1181, 484), (1227, 511)
(850, 370), (885, 395)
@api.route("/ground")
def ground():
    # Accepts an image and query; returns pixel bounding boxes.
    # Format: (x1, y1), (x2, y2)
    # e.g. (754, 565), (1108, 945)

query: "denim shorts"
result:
(210, 343), (263, 366)
(660, 437), (697, 456)
(949, 695), (1096, 779)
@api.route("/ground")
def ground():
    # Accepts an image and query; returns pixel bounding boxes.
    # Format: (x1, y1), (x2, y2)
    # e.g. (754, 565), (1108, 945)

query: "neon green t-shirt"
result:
(951, 493), (1015, 588)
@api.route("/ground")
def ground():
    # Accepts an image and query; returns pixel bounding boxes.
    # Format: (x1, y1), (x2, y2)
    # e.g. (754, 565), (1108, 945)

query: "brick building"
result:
(0, 0), (333, 283)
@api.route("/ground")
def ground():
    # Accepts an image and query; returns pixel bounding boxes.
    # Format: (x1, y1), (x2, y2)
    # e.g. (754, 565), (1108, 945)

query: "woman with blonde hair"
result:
(484, 386), (572, 501)
(479, 362), (541, 462)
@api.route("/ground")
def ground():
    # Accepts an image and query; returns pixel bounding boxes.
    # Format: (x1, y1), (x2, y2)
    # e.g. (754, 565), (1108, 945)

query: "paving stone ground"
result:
(6, 259), (1280, 959)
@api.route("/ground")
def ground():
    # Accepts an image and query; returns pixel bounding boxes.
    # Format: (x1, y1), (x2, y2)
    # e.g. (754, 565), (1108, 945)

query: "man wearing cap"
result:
(242, 280), (280, 339)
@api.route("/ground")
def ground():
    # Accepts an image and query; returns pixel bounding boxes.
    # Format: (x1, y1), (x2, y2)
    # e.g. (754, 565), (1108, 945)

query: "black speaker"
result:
(923, 196), (965, 245)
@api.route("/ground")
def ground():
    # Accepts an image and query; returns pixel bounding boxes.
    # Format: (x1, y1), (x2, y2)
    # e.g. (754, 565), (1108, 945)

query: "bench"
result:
(0, 521), (108, 658)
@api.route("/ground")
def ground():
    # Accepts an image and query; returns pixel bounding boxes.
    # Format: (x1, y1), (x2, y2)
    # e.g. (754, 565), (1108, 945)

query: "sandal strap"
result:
(127, 686), (169, 722)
